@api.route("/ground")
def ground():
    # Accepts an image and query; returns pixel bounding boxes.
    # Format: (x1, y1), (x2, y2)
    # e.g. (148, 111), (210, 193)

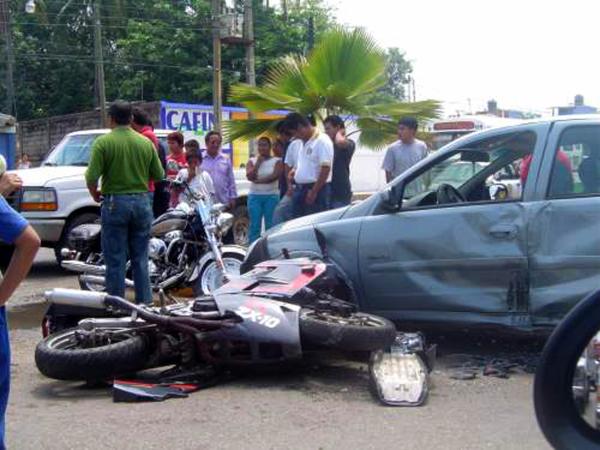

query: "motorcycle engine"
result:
(148, 238), (167, 260)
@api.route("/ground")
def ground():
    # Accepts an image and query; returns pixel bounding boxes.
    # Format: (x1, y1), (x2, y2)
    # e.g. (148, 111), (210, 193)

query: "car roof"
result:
(66, 128), (172, 137)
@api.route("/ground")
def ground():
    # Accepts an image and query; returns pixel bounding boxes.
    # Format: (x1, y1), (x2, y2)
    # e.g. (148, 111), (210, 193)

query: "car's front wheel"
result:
(55, 212), (100, 265)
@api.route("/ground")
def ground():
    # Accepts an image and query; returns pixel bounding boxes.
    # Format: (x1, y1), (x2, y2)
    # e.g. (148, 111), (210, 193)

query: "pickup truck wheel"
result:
(55, 212), (100, 265)
(232, 205), (249, 247)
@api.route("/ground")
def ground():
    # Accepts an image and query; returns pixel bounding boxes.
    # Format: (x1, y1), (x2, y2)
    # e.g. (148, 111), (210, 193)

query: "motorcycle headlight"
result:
(369, 333), (433, 407)
(217, 212), (234, 235)
(20, 188), (58, 211)
(370, 351), (429, 406)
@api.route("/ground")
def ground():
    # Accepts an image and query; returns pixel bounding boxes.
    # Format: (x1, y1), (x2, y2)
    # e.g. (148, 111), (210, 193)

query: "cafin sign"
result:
(160, 101), (233, 153)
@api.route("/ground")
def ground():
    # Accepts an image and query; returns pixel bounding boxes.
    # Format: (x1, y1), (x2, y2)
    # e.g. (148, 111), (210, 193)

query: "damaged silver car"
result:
(242, 116), (600, 332)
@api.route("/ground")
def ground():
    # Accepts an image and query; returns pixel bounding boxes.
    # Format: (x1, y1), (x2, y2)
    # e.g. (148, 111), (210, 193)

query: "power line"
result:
(13, 52), (242, 73)
(27, 10), (214, 24)
(1, 20), (215, 31)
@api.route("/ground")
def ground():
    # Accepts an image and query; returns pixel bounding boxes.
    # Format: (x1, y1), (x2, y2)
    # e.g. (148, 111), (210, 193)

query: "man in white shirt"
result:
(272, 123), (303, 226)
(283, 113), (334, 219)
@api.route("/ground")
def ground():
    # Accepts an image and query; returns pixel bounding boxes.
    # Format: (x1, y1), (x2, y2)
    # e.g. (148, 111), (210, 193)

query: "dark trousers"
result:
(101, 193), (153, 304)
(291, 183), (331, 219)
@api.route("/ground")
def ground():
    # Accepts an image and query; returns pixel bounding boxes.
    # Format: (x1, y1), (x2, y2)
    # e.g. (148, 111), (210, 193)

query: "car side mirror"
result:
(381, 187), (401, 212)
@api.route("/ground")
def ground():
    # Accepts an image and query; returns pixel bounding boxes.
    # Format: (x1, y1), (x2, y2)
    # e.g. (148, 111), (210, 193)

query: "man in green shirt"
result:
(86, 101), (164, 304)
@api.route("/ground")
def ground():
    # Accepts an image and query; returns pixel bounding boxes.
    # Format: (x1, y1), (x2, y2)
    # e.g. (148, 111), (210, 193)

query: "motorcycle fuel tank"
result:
(151, 210), (188, 236)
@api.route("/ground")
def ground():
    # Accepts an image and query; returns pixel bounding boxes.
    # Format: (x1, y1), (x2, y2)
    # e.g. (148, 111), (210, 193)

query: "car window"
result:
(43, 134), (100, 167)
(548, 126), (600, 198)
(402, 131), (536, 207)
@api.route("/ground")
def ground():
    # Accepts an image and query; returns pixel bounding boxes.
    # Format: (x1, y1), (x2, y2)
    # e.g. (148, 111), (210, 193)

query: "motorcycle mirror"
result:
(369, 333), (432, 407)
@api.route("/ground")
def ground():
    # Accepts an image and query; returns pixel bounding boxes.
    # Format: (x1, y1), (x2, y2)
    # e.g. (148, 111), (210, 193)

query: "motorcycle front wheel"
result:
(198, 253), (244, 295)
(35, 327), (149, 381)
(299, 309), (397, 352)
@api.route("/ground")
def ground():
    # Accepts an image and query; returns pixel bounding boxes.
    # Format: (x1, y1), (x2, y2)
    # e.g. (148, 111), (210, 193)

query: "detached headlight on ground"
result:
(20, 188), (58, 211)
(369, 333), (433, 406)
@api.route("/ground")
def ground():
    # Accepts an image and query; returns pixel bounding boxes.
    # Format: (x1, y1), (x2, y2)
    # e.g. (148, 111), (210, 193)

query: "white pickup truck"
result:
(2, 129), (251, 267)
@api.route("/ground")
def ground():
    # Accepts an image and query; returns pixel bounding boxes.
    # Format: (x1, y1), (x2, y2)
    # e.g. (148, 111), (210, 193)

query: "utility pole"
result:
(211, 0), (223, 132)
(244, 0), (256, 155)
(0, 0), (16, 117)
(282, 0), (288, 20)
(306, 14), (314, 52)
(93, 0), (107, 127)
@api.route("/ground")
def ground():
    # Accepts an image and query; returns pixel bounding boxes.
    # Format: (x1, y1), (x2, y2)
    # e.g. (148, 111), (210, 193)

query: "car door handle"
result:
(489, 224), (518, 239)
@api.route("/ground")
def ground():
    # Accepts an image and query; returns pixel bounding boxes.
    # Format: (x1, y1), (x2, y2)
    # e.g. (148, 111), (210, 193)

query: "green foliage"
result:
(2, 0), (336, 120)
(225, 27), (440, 148)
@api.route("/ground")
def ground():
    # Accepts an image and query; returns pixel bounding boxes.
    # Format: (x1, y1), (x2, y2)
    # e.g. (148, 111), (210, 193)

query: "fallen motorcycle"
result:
(60, 181), (245, 297)
(35, 257), (398, 382)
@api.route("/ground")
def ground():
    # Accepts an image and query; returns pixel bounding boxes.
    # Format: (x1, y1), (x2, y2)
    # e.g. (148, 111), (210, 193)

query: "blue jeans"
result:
(248, 194), (279, 243)
(101, 193), (153, 304)
(291, 183), (331, 219)
(331, 199), (351, 209)
(0, 308), (9, 450)
(272, 195), (294, 226)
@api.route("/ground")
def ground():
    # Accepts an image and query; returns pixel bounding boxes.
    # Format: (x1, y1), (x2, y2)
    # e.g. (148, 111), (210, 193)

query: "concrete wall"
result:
(17, 102), (161, 164)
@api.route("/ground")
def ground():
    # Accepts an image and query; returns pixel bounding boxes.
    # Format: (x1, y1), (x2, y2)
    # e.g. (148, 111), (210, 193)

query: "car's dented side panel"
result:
(357, 201), (529, 315)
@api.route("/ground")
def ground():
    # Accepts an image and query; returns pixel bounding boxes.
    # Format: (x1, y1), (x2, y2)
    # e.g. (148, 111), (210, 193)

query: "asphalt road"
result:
(4, 249), (550, 449)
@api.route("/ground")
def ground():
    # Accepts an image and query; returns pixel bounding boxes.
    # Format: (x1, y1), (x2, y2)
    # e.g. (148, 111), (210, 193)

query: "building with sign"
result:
(160, 101), (287, 168)
(553, 95), (598, 116)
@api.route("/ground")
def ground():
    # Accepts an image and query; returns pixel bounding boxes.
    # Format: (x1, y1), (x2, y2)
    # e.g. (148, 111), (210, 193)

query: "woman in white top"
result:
(174, 148), (215, 206)
(246, 136), (283, 243)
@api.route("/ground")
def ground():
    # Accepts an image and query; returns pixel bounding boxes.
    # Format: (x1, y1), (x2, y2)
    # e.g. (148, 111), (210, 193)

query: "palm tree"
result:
(224, 27), (440, 148)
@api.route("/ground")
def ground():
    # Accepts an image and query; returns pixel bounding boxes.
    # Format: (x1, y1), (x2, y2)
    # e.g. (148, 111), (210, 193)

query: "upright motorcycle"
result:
(61, 181), (246, 297)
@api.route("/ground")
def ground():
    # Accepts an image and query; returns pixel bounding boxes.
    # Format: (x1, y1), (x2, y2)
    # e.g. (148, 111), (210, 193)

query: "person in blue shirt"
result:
(0, 158), (40, 449)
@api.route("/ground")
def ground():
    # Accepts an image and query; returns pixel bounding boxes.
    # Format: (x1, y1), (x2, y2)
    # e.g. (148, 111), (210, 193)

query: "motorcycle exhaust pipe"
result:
(79, 275), (135, 289)
(44, 288), (107, 309)
(61, 260), (106, 275)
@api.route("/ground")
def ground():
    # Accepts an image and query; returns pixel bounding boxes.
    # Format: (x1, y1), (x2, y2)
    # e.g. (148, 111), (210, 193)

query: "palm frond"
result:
(229, 83), (302, 111)
(222, 118), (283, 143)
(304, 27), (387, 100)
(365, 99), (442, 119)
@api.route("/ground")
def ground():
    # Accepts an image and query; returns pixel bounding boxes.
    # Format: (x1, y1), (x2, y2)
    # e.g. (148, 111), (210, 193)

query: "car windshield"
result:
(429, 160), (488, 190)
(43, 134), (101, 167)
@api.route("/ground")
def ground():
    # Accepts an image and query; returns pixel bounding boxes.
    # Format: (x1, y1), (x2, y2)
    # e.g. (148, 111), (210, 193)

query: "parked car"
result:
(1, 129), (251, 268)
(241, 116), (600, 332)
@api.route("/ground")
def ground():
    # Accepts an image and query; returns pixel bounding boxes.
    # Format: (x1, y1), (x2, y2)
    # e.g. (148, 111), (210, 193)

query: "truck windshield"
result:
(43, 134), (100, 166)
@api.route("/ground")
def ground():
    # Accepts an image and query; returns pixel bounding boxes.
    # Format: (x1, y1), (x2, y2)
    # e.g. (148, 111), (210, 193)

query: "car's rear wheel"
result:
(232, 205), (249, 247)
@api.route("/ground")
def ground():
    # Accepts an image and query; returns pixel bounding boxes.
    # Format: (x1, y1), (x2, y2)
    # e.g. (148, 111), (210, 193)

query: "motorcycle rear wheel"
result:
(299, 310), (397, 352)
(35, 327), (149, 381)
